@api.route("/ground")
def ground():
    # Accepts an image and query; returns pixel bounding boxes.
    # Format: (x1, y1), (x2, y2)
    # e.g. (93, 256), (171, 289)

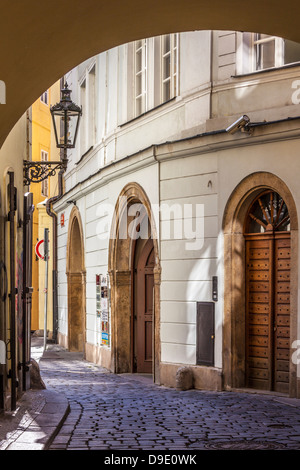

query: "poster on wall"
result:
(96, 274), (111, 347)
(96, 275), (101, 342)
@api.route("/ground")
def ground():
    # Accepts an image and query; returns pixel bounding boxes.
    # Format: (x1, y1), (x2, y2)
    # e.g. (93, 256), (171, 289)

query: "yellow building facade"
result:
(30, 82), (60, 336)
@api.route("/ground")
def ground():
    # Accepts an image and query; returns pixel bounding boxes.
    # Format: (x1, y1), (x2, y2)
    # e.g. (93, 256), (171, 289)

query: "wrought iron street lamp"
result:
(23, 82), (82, 185)
(50, 82), (82, 151)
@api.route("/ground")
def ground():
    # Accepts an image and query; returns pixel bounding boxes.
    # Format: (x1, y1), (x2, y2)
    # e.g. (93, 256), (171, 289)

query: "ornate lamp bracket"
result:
(23, 160), (67, 186)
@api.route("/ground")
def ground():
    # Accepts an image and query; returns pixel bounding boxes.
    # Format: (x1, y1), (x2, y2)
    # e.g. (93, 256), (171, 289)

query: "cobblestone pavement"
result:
(38, 345), (300, 451)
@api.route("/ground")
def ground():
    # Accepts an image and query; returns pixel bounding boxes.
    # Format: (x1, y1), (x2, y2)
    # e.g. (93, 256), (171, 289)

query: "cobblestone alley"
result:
(33, 341), (300, 452)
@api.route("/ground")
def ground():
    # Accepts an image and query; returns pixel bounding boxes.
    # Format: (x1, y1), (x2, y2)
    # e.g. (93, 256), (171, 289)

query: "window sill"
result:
(119, 97), (176, 128)
(233, 61), (300, 79)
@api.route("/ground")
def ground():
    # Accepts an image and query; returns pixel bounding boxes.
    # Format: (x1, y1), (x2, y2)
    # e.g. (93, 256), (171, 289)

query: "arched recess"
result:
(66, 206), (86, 353)
(223, 172), (298, 397)
(108, 182), (161, 382)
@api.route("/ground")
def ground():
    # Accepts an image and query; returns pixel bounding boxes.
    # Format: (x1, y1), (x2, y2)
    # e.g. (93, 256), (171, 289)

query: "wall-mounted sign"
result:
(35, 239), (44, 259)
(96, 274), (111, 347)
(60, 213), (65, 227)
(35, 238), (50, 260)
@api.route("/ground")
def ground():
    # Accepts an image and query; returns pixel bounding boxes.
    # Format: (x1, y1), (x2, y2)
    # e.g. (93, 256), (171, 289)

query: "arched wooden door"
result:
(244, 190), (291, 393)
(134, 238), (154, 373)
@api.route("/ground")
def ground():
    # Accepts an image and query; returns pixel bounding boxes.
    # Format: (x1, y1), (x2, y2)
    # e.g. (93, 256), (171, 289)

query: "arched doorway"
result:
(108, 183), (161, 381)
(67, 207), (86, 353)
(223, 172), (298, 397)
(244, 190), (291, 393)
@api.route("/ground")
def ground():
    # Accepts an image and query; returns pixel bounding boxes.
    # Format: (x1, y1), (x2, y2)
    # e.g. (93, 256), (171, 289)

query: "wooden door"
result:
(136, 238), (154, 373)
(245, 235), (274, 391)
(69, 273), (84, 352)
(273, 235), (291, 393)
(245, 190), (291, 394)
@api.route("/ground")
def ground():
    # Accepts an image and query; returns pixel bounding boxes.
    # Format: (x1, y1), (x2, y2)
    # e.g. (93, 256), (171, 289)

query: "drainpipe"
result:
(46, 165), (64, 343)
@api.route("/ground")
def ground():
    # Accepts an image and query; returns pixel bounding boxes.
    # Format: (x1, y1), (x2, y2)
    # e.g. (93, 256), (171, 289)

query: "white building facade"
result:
(54, 31), (300, 397)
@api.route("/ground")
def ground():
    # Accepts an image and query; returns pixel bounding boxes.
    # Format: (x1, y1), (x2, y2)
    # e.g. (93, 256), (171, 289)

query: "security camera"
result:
(226, 115), (250, 134)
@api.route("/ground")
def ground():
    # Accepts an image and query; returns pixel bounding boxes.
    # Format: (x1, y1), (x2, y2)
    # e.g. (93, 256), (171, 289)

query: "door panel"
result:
(69, 274), (84, 352)
(136, 239), (154, 373)
(246, 238), (272, 390)
(274, 237), (290, 393)
(245, 234), (290, 393)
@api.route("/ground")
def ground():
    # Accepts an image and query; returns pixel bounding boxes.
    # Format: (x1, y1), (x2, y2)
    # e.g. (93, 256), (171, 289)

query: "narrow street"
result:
(34, 340), (300, 451)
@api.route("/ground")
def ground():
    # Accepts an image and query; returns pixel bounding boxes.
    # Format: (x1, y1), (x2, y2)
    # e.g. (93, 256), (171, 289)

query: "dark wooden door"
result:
(245, 190), (291, 393)
(136, 238), (154, 373)
(245, 234), (290, 393)
(273, 235), (291, 393)
(245, 235), (273, 391)
(69, 273), (84, 352)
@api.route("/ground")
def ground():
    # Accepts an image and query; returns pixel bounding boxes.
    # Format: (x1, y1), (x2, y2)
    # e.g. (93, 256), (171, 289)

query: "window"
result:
(239, 33), (300, 73)
(134, 39), (147, 116)
(128, 34), (179, 121)
(254, 34), (279, 70)
(79, 79), (86, 155)
(78, 63), (96, 156)
(87, 65), (96, 148)
(40, 90), (49, 105)
(161, 34), (178, 102)
(41, 150), (49, 197)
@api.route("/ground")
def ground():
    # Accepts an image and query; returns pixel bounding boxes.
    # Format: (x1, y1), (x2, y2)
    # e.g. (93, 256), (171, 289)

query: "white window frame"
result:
(79, 78), (87, 155)
(134, 39), (147, 116)
(237, 32), (300, 75)
(40, 90), (49, 105)
(41, 150), (49, 197)
(161, 33), (179, 102)
(252, 34), (284, 71)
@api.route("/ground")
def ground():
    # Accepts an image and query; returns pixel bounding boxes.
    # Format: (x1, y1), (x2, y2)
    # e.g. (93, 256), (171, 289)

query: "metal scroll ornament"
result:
(23, 160), (66, 185)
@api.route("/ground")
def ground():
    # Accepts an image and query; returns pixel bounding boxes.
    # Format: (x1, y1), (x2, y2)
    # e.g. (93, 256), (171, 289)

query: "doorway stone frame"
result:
(222, 172), (298, 397)
(108, 182), (161, 382)
(66, 205), (86, 354)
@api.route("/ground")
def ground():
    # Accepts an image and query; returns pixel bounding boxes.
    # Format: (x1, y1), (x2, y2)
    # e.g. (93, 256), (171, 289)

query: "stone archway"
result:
(108, 183), (161, 382)
(222, 172), (298, 397)
(2, 1), (300, 149)
(66, 206), (86, 353)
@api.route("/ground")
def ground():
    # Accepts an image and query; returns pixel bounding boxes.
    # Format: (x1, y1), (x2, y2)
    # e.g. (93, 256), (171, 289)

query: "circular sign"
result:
(35, 239), (44, 259)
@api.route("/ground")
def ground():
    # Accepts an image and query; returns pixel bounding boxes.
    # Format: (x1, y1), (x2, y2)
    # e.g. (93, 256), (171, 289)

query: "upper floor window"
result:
(161, 34), (178, 102)
(40, 90), (49, 105)
(126, 34), (180, 122)
(239, 33), (300, 74)
(78, 62), (96, 157)
(134, 39), (147, 116)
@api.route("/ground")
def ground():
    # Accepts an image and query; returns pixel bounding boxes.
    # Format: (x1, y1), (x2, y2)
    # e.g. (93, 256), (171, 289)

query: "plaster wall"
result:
(54, 29), (300, 393)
